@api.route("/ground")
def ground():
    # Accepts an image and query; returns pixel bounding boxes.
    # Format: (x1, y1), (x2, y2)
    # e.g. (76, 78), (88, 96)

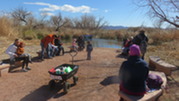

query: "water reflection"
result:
(92, 38), (121, 49)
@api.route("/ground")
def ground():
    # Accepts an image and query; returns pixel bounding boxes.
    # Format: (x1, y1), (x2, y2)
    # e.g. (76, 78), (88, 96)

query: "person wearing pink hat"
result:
(119, 44), (149, 98)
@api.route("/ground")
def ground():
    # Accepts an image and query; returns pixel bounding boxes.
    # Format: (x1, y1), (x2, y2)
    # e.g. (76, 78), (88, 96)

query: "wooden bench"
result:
(0, 60), (23, 76)
(0, 64), (10, 77)
(118, 71), (167, 101)
(149, 56), (177, 76)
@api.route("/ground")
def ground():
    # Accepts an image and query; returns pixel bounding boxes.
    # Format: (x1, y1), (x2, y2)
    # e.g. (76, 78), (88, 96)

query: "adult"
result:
(76, 35), (85, 51)
(121, 36), (133, 55)
(6, 39), (31, 72)
(40, 33), (58, 60)
(119, 44), (149, 97)
(54, 35), (64, 56)
(132, 30), (148, 59)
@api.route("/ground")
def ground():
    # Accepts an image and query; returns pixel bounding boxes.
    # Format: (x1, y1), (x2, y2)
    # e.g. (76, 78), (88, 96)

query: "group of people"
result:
(119, 30), (163, 99)
(119, 44), (149, 97)
(5, 32), (93, 72)
(121, 30), (148, 60)
(40, 33), (64, 60)
(69, 35), (93, 60)
(5, 30), (163, 98)
(40, 33), (93, 60)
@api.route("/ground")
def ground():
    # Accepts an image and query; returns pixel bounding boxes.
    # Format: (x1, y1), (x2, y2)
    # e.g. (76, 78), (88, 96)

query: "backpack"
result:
(146, 74), (163, 89)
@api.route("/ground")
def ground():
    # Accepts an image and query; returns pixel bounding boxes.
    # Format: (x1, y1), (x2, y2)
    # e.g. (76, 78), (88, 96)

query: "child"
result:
(86, 41), (93, 60)
(16, 42), (32, 70)
(70, 38), (78, 52)
(16, 42), (24, 56)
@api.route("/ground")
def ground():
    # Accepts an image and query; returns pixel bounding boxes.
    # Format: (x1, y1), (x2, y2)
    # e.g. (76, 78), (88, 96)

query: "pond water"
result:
(92, 38), (122, 49)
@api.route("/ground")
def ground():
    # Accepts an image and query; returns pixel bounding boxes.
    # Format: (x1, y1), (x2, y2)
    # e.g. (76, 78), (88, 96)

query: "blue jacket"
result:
(86, 44), (93, 52)
(119, 56), (149, 93)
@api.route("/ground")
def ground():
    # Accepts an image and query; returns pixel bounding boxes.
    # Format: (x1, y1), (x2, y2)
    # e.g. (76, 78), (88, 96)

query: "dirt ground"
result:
(0, 48), (126, 101)
(0, 45), (179, 101)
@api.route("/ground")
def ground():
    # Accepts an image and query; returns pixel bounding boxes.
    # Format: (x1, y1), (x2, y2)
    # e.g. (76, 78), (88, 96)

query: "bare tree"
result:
(74, 14), (107, 30)
(50, 13), (67, 31)
(63, 17), (74, 28)
(73, 18), (82, 28)
(33, 14), (49, 29)
(135, 0), (179, 28)
(11, 7), (31, 25)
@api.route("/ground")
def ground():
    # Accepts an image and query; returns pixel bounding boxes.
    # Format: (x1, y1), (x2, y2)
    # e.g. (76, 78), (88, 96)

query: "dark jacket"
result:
(132, 34), (148, 46)
(119, 56), (149, 94)
(54, 39), (62, 47)
(86, 44), (93, 52)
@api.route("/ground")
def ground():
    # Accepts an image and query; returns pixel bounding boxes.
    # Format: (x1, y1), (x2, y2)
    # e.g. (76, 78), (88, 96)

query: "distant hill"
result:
(103, 25), (128, 30)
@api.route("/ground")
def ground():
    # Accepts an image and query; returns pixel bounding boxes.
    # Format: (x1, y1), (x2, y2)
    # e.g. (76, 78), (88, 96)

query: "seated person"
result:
(16, 42), (32, 63)
(121, 36), (133, 55)
(49, 43), (58, 57)
(40, 33), (58, 59)
(54, 35), (64, 56)
(119, 44), (149, 96)
(76, 35), (85, 51)
(6, 39), (31, 72)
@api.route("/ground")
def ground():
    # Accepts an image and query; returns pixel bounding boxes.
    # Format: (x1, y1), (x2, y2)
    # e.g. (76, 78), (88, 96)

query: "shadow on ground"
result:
(116, 54), (128, 59)
(20, 82), (76, 101)
(70, 59), (86, 63)
(100, 75), (120, 86)
(31, 56), (44, 63)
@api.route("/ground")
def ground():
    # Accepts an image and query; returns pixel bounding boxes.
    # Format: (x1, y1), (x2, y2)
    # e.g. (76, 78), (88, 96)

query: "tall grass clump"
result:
(148, 29), (179, 45)
(0, 17), (18, 38)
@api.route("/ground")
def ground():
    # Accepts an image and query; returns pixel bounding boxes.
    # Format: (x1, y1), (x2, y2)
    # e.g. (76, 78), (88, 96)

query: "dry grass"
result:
(0, 17), (18, 37)
(144, 29), (179, 66)
(146, 40), (179, 66)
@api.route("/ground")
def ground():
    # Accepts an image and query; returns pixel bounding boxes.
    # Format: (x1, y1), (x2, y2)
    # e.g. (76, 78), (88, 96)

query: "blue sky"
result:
(0, 0), (153, 27)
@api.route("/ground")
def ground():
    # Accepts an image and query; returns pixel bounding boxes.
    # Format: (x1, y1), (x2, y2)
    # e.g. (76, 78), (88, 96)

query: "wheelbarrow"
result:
(48, 64), (79, 93)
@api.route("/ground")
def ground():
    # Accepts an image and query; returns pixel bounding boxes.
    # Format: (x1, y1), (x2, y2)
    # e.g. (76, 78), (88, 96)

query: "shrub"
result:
(0, 17), (18, 37)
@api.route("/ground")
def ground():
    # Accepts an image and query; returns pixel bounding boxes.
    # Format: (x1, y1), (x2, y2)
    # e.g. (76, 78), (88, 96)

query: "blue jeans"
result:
(87, 51), (92, 60)
(40, 42), (45, 59)
(46, 43), (53, 58)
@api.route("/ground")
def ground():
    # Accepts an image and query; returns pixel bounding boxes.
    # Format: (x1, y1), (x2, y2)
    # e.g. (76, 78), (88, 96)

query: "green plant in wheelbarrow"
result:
(48, 64), (79, 94)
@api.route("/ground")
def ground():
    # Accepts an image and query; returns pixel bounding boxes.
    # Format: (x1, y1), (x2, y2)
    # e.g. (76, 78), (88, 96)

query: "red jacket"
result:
(41, 34), (55, 48)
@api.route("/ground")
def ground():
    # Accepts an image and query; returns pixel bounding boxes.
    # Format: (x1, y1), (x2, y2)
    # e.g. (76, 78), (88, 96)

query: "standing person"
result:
(132, 30), (148, 59)
(86, 41), (93, 60)
(70, 38), (78, 52)
(40, 33), (58, 60)
(6, 39), (31, 72)
(54, 35), (64, 56)
(119, 44), (149, 98)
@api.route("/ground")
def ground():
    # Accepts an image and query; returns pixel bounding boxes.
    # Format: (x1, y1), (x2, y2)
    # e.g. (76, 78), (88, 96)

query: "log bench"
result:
(0, 60), (23, 76)
(0, 64), (10, 77)
(149, 56), (177, 76)
(118, 71), (167, 101)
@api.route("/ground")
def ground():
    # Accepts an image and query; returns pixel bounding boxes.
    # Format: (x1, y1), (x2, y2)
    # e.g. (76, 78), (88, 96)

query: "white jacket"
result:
(5, 44), (17, 60)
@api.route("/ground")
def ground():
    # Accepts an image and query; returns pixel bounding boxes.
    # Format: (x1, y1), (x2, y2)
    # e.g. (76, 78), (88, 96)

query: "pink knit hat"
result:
(129, 44), (141, 56)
